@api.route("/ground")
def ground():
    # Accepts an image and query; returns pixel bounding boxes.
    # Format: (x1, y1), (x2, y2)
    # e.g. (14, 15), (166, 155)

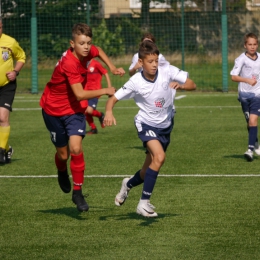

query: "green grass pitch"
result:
(1, 92), (260, 259)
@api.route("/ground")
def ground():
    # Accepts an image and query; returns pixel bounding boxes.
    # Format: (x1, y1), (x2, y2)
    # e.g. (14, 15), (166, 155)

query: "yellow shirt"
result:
(0, 33), (26, 86)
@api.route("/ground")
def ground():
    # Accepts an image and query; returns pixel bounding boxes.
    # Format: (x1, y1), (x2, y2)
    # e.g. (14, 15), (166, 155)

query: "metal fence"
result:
(1, 0), (260, 92)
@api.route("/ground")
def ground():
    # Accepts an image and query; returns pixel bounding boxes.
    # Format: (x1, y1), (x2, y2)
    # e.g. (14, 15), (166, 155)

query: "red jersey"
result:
(85, 59), (107, 90)
(40, 45), (99, 116)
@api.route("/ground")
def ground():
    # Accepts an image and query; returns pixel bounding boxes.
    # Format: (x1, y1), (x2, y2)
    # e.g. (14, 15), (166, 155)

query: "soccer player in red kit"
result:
(85, 59), (112, 134)
(40, 23), (125, 212)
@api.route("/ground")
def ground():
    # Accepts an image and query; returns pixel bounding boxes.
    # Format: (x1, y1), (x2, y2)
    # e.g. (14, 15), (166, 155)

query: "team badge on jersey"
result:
(154, 98), (165, 108)
(89, 66), (94, 73)
(2, 51), (9, 61)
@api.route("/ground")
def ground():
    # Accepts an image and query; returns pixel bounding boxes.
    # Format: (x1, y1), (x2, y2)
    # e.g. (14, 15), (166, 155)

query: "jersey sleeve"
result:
(12, 40), (26, 63)
(230, 56), (243, 76)
(129, 53), (138, 70)
(62, 61), (83, 86)
(169, 65), (188, 84)
(115, 79), (136, 100)
(159, 54), (170, 67)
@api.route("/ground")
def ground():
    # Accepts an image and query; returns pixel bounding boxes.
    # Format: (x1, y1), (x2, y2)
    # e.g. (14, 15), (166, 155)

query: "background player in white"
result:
(104, 40), (196, 217)
(231, 32), (260, 161)
(129, 32), (169, 77)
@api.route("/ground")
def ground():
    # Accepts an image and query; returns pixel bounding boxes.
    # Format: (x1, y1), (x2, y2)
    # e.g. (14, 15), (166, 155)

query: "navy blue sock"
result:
(127, 170), (143, 189)
(141, 168), (158, 200)
(248, 126), (258, 151)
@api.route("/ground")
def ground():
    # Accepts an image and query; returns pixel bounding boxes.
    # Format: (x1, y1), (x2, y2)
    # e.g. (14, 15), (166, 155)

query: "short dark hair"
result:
(244, 32), (258, 44)
(72, 23), (92, 40)
(141, 32), (156, 43)
(138, 40), (159, 60)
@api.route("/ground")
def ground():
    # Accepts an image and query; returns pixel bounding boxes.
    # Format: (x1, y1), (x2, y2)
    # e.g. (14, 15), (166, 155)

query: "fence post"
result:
(221, 0), (228, 92)
(181, 0), (185, 71)
(31, 0), (38, 94)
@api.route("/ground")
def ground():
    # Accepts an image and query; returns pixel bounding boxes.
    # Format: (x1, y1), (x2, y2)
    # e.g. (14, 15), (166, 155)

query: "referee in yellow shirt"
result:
(0, 18), (26, 164)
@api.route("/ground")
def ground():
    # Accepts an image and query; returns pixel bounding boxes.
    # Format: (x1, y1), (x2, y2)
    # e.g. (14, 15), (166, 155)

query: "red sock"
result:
(70, 153), (85, 190)
(86, 114), (96, 129)
(55, 153), (67, 172)
(92, 110), (102, 118)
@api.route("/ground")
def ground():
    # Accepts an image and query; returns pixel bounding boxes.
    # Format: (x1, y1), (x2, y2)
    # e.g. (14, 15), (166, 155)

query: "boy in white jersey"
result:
(230, 32), (260, 161)
(129, 32), (169, 76)
(104, 41), (196, 217)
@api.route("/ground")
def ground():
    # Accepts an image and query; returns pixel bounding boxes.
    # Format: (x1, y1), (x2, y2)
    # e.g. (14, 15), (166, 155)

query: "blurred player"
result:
(0, 18), (26, 164)
(104, 40), (196, 217)
(40, 23), (125, 212)
(85, 59), (112, 134)
(230, 32), (260, 161)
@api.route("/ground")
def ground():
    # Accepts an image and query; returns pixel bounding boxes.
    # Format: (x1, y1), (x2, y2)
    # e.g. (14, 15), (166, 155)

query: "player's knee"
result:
(69, 146), (82, 155)
(153, 153), (165, 167)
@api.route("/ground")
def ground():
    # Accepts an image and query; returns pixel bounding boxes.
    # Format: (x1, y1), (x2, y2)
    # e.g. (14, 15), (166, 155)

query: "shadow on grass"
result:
(99, 212), (181, 226)
(38, 207), (89, 220)
(38, 205), (114, 220)
(223, 154), (258, 160)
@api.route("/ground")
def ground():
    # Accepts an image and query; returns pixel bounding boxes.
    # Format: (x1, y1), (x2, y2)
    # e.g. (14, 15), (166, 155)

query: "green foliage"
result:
(92, 19), (125, 57)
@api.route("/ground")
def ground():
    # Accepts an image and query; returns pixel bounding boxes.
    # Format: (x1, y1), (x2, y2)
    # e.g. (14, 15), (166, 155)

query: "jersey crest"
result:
(154, 98), (165, 108)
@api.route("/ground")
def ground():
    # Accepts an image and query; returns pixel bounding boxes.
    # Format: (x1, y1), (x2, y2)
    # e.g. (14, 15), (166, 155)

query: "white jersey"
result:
(230, 52), (260, 97)
(129, 53), (169, 72)
(115, 65), (188, 129)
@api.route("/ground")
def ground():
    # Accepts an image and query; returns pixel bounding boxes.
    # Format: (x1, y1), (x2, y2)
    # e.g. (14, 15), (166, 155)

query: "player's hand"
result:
(104, 112), (116, 126)
(106, 87), (116, 96)
(248, 78), (257, 86)
(111, 67), (125, 77)
(6, 71), (17, 81)
(169, 82), (183, 90)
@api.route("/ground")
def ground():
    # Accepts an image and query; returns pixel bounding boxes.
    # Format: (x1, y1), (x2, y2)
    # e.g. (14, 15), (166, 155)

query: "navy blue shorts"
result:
(88, 98), (98, 109)
(0, 80), (17, 112)
(238, 95), (260, 122)
(135, 119), (174, 152)
(42, 110), (86, 147)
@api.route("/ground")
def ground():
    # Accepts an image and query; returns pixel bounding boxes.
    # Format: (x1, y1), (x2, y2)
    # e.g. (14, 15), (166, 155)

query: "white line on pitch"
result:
(0, 174), (260, 178)
(175, 95), (186, 100)
(12, 106), (241, 111)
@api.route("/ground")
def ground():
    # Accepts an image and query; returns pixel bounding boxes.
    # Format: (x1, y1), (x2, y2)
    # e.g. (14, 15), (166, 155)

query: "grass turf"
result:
(1, 92), (260, 259)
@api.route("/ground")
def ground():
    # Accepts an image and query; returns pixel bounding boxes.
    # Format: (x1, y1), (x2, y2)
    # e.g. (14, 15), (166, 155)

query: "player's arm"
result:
(169, 78), (196, 91)
(104, 95), (119, 126)
(129, 61), (142, 76)
(71, 83), (116, 101)
(231, 75), (257, 86)
(6, 61), (25, 81)
(96, 47), (125, 76)
(104, 73), (112, 88)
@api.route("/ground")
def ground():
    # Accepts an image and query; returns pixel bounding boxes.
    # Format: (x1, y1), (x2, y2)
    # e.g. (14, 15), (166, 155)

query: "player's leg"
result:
(67, 113), (89, 212)
(89, 98), (105, 128)
(136, 139), (165, 217)
(243, 97), (260, 161)
(0, 82), (16, 164)
(85, 105), (97, 134)
(42, 109), (72, 193)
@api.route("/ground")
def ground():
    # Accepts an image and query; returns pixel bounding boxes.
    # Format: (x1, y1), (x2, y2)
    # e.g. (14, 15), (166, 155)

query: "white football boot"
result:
(136, 199), (158, 218)
(254, 142), (260, 156)
(115, 178), (130, 206)
(244, 149), (254, 162)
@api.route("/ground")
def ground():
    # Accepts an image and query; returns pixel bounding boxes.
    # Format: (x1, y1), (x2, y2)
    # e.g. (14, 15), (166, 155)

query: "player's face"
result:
(70, 34), (92, 60)
(244, 37), (258, 56)
(140, 54), (158, 80)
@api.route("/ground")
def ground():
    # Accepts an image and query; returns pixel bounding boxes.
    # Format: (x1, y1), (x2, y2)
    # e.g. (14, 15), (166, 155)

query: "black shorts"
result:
(0, 81), (17, 112)
(88, 97), (99, 109)
(42, 109), (86, 147)
(135, 119), (174, 152)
